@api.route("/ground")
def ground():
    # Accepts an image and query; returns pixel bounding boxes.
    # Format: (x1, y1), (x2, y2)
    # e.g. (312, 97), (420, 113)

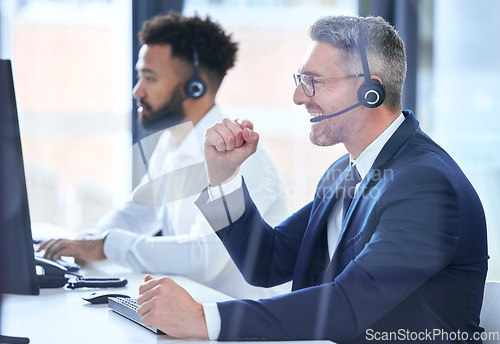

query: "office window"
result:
(429, 0), (500, 280)
(1, 0), (132, 233)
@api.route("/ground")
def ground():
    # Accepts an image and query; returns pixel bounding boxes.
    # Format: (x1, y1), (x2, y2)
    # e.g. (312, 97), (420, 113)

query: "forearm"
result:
(104, 229), (229, 283)
(92, 193), (161, 235)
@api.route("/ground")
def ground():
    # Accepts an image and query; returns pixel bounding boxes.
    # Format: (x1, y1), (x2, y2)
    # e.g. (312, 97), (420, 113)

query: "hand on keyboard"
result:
(35, 238), (106, 264)
(137, 275), (209, 339)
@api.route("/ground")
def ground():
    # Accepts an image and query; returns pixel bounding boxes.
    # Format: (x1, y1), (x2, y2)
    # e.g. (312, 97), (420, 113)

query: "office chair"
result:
(480, 281), (500, 344)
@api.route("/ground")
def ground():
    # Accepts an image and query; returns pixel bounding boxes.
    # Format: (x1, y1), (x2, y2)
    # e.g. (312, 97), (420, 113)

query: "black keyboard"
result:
(108, 297), (163, 334)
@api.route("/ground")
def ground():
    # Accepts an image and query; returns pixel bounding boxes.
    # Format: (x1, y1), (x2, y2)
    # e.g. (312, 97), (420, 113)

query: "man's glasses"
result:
(293, 73), (364, 97)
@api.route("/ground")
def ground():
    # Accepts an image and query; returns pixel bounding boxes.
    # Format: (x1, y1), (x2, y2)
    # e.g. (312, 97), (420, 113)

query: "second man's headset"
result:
(184, 42), (207, 100)
(310, 19), (386, 123)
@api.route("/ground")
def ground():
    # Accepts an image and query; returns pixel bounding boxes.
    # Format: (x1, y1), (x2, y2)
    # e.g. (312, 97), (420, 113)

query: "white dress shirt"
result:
(85, 105), (290, 300)
(202, 113), (405, 340)
(326, 113), (405, 259)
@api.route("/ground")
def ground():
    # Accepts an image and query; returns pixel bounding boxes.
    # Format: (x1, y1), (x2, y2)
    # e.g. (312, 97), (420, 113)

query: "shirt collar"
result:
(350, 113), (405, 180)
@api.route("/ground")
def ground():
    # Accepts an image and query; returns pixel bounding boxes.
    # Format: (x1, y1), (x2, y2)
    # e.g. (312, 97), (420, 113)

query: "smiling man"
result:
(136, 15), (488, 343)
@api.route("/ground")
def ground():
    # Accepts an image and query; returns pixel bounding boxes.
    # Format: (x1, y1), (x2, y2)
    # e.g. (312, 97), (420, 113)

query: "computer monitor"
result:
(0, 59), (39, 296)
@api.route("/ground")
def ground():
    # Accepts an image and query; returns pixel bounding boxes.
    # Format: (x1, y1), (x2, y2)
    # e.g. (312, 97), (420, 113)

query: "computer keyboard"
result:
(108, 297), (163, 334)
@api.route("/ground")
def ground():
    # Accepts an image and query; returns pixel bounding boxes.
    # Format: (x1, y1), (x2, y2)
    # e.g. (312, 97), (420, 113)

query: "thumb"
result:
(144, 274), (154, 282)
(235, 118), (254, 131)
(242, 128), (259, 157)
(242, 127), (259, 144)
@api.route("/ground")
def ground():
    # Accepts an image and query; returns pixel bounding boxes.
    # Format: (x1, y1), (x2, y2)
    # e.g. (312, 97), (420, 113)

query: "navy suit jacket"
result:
(199, 111), (488, 343)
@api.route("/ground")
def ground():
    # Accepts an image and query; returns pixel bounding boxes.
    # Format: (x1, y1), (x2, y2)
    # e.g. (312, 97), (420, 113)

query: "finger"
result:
(144, 274), (154, 282)
(36, 239), (54, 252)
(235, 118), (254, 130)
(213, 122), (237, 151)
(139, 306), (160, 330)
(41, 239), (65, 259)
(48, 240), (79, 260)
(242, 127), (259, 144)
(74, 257), (87, 267)
(137, 278), (164, 308)
(137, 295), (153, 317)
(140, 310), (153, 327)
(242, 128), (260, 157)
(223, 119), (244, 148)
(205, 127), (226, 152)
(137, 289), (153, 307)
(138, 276), (159, 296)
(44, 241), (70, 260)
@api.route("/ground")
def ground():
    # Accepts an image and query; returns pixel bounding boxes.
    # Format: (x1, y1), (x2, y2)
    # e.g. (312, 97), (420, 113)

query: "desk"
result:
(1, 263), (333, 344)
(1, 262), (235, 343)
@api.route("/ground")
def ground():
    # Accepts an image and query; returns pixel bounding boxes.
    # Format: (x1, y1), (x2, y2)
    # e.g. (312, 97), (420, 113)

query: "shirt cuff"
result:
(202, 303), (221, 340)
(102, 229), (138, 265)
(208, 171), (243, 201)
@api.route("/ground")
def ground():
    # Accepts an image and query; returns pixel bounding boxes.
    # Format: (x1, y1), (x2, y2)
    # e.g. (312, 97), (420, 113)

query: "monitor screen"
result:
(0, 59), (39, 296)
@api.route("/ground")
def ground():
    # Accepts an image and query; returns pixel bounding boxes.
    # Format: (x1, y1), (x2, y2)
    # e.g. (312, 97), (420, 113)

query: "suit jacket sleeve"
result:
(196, 178), (313, 288)
(214, 166), (462, 341)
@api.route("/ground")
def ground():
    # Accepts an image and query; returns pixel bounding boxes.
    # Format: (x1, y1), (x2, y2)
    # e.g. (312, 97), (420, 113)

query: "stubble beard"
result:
(310, 118), (347, 147)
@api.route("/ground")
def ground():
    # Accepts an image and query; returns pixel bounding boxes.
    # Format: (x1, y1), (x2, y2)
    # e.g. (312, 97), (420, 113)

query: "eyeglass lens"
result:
(294, 74), (314, 97)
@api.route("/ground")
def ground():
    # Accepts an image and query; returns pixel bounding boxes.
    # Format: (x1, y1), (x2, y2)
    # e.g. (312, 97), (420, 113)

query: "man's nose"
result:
(132, 80), (144, 99)
(293, 83), (309, 105)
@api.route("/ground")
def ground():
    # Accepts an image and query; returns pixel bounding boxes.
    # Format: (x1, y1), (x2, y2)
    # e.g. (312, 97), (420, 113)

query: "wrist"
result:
(209, 166), (239, 187)
(195, 303), (209, 339)
(206, 157), (239, 186)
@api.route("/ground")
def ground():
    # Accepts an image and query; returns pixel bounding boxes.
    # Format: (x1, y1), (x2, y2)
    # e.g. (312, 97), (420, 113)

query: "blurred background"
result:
(0, 0), (498, 279)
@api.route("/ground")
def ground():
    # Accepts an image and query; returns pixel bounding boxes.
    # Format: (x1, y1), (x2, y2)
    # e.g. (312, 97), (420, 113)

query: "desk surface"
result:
(2, 262), (233, 343)
(1, 262), (332, 344)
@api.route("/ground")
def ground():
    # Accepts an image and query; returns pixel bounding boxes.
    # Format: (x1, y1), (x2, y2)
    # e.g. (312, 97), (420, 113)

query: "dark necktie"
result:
(342, 164), (362, 220)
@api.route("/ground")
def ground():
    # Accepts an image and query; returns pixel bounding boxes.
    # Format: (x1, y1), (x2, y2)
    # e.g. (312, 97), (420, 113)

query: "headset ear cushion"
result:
(184, 77), (207, 99)
(357, 79), (386, 108)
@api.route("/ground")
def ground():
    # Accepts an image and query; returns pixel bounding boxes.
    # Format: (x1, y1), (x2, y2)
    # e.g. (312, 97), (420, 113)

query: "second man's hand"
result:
(204, 118), (259, 186)
(37, 238), (106, 264)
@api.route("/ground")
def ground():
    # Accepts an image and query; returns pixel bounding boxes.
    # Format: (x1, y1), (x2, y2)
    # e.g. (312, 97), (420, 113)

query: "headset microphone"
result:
(309, 19), (386, 124)
(310, 101), (363, 123)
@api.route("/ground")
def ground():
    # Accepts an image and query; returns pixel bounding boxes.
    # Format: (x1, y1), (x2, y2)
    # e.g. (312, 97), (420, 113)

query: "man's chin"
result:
(138, 111), (151, 122)
(138, 110), (185, 133)
(310, 128), (341, 147)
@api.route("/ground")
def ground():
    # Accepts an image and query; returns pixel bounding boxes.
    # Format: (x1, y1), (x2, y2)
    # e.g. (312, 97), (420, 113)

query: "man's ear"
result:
(371, 74), (383, 85)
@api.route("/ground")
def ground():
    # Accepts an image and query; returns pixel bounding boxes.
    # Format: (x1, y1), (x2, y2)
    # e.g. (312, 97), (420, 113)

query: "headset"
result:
(357, 19), (386, 108)
(184, 44), (207, 99)
(310, 19), (386, 123)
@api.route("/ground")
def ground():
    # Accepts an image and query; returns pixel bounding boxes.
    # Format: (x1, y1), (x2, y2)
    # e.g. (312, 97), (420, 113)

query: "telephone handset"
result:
(36, 256), (72, 288)
(35, 256), (128, 289)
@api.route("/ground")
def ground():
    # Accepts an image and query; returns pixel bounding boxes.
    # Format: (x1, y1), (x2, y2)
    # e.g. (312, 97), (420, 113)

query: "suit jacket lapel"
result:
(308, 164), (349, 232)
(292, 159), (349, 290)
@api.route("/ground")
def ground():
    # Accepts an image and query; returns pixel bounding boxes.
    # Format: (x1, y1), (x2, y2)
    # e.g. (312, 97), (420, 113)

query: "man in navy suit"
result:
(136, 15), (488, 343)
